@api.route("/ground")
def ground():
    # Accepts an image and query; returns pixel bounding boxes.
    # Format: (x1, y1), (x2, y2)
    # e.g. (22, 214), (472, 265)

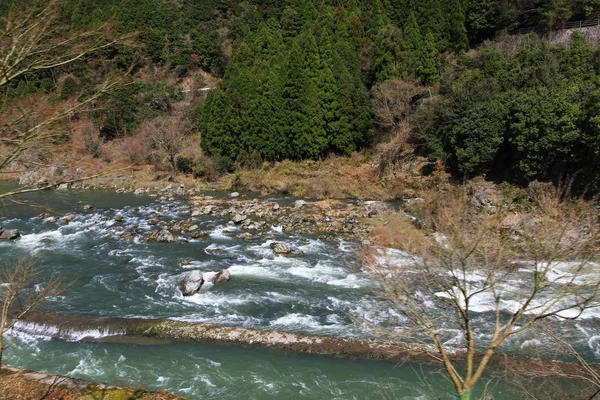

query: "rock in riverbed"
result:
(213, 269), (230, 284)
(270, 242), (290, 254)
(179, 270), (204, 296)
(232, 214), (247, 224)
(156, 229), (175, 242)
(0, 229), (20, 240)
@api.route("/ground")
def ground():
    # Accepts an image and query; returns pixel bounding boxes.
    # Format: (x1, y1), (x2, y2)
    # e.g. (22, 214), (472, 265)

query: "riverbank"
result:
(0, 366), (185, 400)
(2, 149), (443, 201)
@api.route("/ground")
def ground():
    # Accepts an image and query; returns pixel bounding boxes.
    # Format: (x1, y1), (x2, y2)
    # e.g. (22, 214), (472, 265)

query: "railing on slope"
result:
(512, 18), (600, 35)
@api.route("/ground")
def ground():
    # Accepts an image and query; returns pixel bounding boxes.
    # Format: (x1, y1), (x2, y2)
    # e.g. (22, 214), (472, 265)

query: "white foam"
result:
(520, 339), (542, 349)
(440, 328), (464, 346)
(248, 241), (277, 258)
(297, 239), (325, 254)
(16, 230), (64, 250)
(12, 321), (124, 341)
(205, 243), (241, 254)
(179, 291), (255, 306)
(195, 375), (216, 387)
(209, 226), (237, 240)
(588, 335), (600, 357)
(70, 352), (104, 376)
(327, 274), (371, 288)
(338, 239), (356, 253)
(544, 261), (600, 286)
(227, 263), (280, 279)
(202, 271), (217, 287)
(286, 264), (344, 282)
(270, 313), (322, 330)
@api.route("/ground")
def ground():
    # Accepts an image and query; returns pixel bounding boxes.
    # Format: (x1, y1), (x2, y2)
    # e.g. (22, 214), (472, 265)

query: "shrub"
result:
(83, 130), (103, 158)
(176, 156), (194, 174)
(236, 149), (263, 170)
(120, 135), (150, 165)
(60, 76), (78, 100)
(215, 156), (234, 174)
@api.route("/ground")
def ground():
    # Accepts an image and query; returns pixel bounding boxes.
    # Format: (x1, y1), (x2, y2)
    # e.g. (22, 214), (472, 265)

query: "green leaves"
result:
(425, 31), (600, 187)
(451, 97), (509, 175)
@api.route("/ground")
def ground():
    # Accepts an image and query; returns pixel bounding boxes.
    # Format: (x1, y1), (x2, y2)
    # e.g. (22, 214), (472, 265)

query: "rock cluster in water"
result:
(185, 195), (390, 241)
(179, 268), (231, 296)
(53, 194), (391, 244)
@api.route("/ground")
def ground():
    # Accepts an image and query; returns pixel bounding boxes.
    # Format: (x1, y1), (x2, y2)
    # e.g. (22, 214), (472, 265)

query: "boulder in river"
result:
(213, 269), (231, 284)
(0, 229), (20, 240)
(179, 270), (204, 296)
(232, 214), (247, 224)
(190, 230), (208, 239)
(270, 242), (291, 254)
(156, 229), (175, 242)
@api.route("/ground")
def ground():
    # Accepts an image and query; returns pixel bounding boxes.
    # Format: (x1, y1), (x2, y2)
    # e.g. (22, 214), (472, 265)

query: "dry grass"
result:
(229, 152), (412, 200)
(0, 368), (184, 400)
(364, 211), (432, 249)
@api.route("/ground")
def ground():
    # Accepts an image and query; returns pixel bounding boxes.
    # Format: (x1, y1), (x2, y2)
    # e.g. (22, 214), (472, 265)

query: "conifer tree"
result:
(280, 36), (312, 159)
(281, 6), (301, 39)
(402, 13), (440, 85)
(444, 0), (469, 51)
(422, 31), (441, 84)
(364, 0), (387, 38)
(200, 90), (235, 157)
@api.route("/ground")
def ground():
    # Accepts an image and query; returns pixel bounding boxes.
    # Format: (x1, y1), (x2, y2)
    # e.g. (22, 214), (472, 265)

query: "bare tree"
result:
(144, 115), (189, 170)
(0, 258), (63, 367)
(370, 79), (420, 132)
(364, 185), (600, 399)
(0, 0), (135, 199)
(370, 79), (421, 176)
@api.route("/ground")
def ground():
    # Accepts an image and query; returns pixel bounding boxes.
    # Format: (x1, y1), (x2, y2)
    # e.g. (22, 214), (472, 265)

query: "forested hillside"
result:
(3, 0), (600, 191)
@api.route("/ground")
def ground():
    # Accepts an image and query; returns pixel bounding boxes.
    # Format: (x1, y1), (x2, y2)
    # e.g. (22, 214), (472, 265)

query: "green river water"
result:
(0, 182), (595, 399)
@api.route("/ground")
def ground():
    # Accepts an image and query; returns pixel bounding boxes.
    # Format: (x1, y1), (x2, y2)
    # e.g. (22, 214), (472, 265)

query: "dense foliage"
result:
(200, 4), (373, 160)
(4, 0), (600, 184)
(422, 33), (600, 188)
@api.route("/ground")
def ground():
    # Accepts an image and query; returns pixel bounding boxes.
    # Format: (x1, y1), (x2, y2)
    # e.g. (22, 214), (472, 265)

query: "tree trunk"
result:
(457, 389), (472, 400)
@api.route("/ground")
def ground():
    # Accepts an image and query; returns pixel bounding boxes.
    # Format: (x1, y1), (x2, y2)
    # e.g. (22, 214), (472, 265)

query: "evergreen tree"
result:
(443, 0), (469, 52)
(200, 90), (235, 157)
(369, 25), (403, 84)
(364, 0), (387, 38)
(402, 13), (440, 85)
(280, 36), (312, 159)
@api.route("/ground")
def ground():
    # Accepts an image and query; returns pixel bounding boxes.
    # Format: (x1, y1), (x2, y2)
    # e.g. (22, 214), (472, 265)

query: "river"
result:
(0, 183), (597, 399)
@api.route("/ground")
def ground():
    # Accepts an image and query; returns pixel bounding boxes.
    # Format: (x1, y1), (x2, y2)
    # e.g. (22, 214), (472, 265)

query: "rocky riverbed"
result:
(30, 192), (392, 246)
